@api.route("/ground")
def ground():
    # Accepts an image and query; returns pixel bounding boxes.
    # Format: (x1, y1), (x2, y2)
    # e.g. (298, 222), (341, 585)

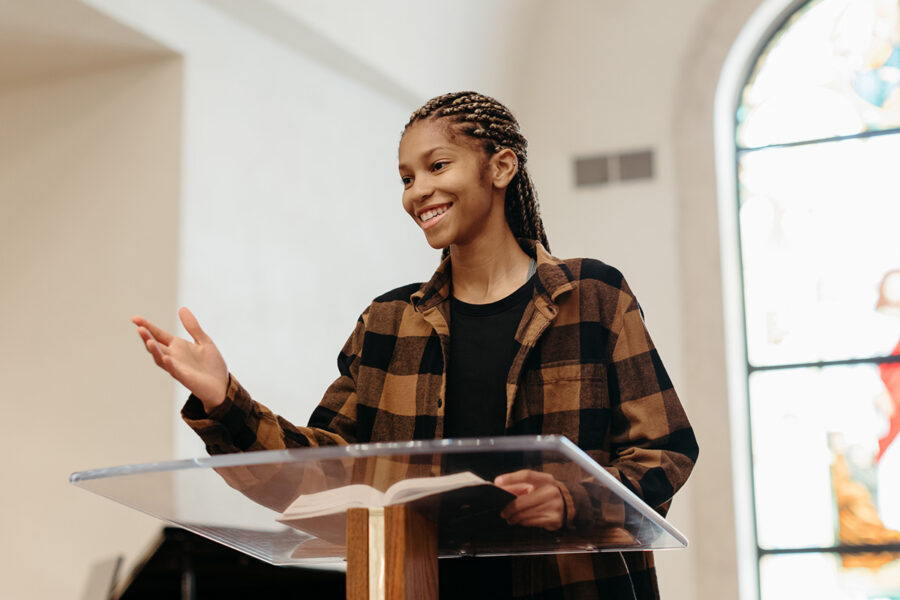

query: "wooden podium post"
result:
(346, 506), (438, 600)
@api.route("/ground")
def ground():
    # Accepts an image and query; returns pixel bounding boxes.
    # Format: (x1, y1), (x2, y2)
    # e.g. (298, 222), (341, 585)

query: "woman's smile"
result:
(417, 203), (453, 229)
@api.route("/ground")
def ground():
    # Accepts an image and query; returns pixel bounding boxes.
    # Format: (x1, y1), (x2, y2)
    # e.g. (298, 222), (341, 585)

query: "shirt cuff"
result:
(181, 374), (237, 421)
(554, 479), (577, 531)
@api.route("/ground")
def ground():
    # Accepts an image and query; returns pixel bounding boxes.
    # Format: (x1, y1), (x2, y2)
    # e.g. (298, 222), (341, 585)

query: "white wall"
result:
(263, 0), (543, 103)
(518, 0), (717, 398)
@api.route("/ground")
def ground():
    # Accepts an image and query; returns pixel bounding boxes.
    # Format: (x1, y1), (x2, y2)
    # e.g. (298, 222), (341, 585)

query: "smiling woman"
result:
(398, 116), (527, 303)
(402, 92), (550, 257)
(132, 91), (698, 600)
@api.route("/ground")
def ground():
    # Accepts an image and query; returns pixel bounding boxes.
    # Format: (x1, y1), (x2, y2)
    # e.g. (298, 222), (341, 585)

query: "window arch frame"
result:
(716, 1), (900, 598)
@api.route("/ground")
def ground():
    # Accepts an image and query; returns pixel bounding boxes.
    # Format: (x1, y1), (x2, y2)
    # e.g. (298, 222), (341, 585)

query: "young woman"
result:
(133, 92), (698, 599)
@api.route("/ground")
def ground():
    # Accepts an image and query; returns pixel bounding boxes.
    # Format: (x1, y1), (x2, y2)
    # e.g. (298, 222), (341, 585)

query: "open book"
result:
(276, 471), (515, 544)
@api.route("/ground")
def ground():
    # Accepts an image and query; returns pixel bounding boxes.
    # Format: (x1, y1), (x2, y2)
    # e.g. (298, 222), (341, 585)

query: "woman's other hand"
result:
(132, 307), (228, 413)
(495, 469), (565, 531)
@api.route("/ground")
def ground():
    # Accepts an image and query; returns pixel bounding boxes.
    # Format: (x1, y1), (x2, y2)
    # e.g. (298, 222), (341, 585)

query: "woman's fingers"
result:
(161, 352), (186, 382)
(500, 484), (556, 518)
(495, 469), (553, 488)
(504, 495), (564, 530)
(499, 483), (534, 497)
(145, 338), (170, 370)
(510, 511), (560, 530)
(178, 307), (211, 345)
(136, 327), (168, 358)
(132, 315), (175, 345)
(136, 324), (180, 375)
(141, 333), (190, 384)
(495, 469), (564, 531)
(504, 491), (557, 520)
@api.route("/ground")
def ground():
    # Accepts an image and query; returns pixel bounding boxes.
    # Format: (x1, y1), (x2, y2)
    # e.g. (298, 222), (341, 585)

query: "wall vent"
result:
(574, 149), (654, 187)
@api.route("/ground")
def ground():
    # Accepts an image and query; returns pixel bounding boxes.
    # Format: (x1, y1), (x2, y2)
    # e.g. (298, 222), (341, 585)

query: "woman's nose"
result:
(410, 175), (434, 201)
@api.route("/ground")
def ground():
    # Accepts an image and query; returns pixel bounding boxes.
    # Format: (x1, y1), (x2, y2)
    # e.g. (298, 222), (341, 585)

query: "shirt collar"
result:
(410, 239), (577, 312)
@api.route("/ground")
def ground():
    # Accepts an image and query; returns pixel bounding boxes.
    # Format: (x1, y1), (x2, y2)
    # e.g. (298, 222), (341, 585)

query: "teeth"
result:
(419, 205), (449, 222)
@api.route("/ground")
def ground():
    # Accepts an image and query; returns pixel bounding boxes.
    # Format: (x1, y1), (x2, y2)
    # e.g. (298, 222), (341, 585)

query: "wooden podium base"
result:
(346, 506), (438, 600)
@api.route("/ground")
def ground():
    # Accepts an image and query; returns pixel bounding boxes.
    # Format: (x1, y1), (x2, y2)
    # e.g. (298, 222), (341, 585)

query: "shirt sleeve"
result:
(181, 310), (369, 454)
(561, 277), (698, 534)
(602, 287), (698, 512)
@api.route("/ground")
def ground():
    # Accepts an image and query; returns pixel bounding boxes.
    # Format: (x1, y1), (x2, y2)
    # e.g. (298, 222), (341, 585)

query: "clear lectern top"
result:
(70, 435), (686, 566)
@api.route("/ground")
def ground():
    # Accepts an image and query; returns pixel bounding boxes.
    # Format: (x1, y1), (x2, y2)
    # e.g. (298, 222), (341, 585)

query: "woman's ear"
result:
(490, 148), (518, 189)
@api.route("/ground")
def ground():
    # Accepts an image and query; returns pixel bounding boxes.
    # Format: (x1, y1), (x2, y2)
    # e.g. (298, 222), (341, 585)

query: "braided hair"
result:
(404, 91), (550, 257)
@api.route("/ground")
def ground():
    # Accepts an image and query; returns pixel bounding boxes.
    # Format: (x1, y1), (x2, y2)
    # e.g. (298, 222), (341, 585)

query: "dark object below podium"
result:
(115, 527), (345, 600)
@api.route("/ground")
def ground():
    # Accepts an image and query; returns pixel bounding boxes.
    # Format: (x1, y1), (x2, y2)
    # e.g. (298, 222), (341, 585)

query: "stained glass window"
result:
(736, 1), (900, 599)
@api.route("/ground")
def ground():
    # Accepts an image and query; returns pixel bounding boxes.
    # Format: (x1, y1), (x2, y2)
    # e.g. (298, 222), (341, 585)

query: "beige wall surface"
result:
(673, 0), (769, 597)
(0, 0), (171, 87)
(0, 58), (182, 599)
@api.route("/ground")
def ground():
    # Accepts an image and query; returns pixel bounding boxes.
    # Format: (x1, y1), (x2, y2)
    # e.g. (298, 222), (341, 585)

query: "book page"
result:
(279, 484), (385, 519)
(384, 471), (489, 505)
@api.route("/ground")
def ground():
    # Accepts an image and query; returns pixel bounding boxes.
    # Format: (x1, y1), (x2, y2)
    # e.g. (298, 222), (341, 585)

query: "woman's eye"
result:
(401, 176), (412, 187)
(432, 161), (447, 172)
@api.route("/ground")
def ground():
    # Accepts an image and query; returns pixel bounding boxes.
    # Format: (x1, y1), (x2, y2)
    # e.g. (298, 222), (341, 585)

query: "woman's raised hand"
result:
(132, 307), (228, 413)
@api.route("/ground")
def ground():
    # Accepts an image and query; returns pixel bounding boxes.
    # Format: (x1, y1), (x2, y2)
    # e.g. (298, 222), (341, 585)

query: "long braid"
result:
(404, 92), (550, 257)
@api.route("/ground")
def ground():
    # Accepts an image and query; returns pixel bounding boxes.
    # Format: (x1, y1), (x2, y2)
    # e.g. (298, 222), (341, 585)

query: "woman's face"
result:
(398, 119), (501, 251)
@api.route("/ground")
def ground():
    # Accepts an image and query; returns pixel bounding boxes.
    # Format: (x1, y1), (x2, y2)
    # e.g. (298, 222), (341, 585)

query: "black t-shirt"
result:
(440, 275), (535, 597)
(444, 275), (536, 439)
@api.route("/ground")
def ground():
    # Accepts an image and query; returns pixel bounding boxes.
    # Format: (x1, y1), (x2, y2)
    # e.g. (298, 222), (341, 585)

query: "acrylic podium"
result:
(71, 435), (687, 599)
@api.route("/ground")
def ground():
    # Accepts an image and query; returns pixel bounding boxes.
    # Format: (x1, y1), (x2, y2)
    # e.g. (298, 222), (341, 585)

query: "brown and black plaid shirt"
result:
(184, 240), (698, 599)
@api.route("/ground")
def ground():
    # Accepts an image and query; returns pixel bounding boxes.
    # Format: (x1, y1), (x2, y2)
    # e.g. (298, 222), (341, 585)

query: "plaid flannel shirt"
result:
(183, 240), (698, 599)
